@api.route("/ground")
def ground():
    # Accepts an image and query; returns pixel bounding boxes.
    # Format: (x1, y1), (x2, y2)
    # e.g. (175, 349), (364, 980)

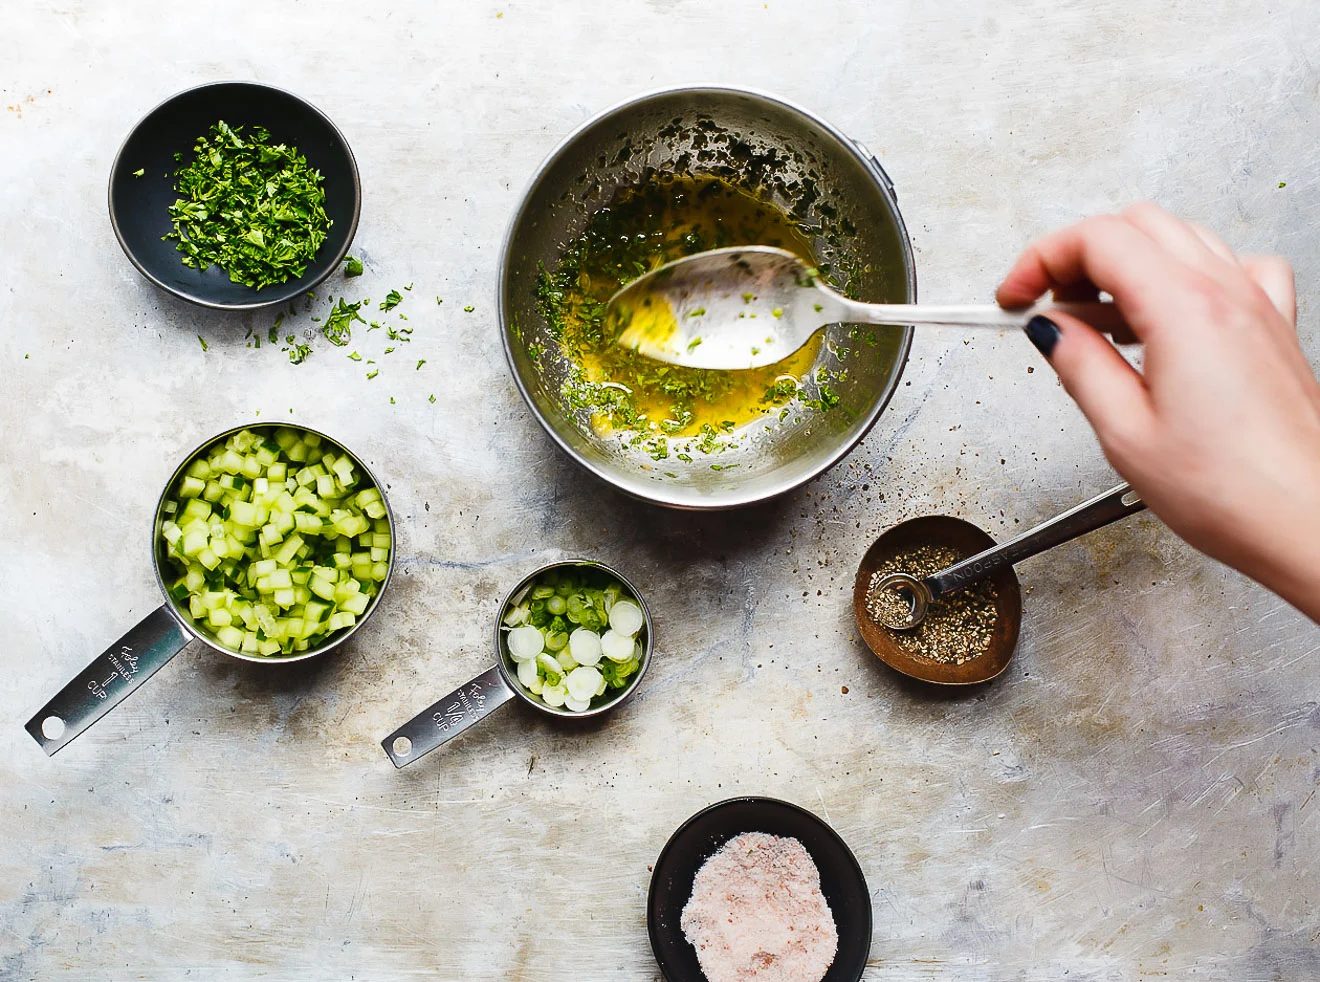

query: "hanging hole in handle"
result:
(391, 736), (412, 758)
(1121, 490), (1143, 507)
(41, 716), (66, 741)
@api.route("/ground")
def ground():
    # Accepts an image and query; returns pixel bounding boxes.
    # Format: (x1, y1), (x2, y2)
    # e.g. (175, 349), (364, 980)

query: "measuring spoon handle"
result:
(836, 298), (1128, 334)
(925, 483), (1148, 599)
(25, 604), (192, 756)
(381, 665), (515, 768)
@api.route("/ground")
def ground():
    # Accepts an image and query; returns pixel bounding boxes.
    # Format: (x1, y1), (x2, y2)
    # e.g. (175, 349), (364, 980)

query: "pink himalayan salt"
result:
(680, 832), (838, 982)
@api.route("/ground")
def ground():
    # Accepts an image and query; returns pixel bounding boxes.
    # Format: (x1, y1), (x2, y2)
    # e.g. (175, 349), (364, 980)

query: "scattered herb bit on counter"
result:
(435, 297), (443, 305)
(348, 351), (362, 361)
(389, 396), (395, 404)
(285, 339), (311, 364)
(428, 394), (436, 403)
(502, 567), (645, 712)
(344, 255), (364, 277)
(132, 168), (145, 178)
(197, 335), (209, 352)
(681, 832), (838, 982)
(321, 297), (365, 346)
(403, 282), (413, 291)
(366, 369), (378, 379)
(415, 359), (426, 370)
(157, 426), (389, 656)
(463, 304), (475, 312)
(866, 544), (998, 665)
(380, 290), (404, 311)
(163, 121), (330, 289)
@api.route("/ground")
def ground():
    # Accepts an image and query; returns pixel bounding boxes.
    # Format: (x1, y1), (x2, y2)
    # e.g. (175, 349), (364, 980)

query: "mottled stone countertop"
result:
(3, 2), (1317, 979)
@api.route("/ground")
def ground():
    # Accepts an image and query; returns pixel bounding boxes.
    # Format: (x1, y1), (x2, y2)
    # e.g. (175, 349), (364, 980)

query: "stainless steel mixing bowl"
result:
(499, 86), (916, 510)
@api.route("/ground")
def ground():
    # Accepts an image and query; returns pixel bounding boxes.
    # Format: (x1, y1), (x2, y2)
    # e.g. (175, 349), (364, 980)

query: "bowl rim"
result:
(107, 80), (362, 311)
(646, 794), (873, 982)
(497, 83), (917, 511)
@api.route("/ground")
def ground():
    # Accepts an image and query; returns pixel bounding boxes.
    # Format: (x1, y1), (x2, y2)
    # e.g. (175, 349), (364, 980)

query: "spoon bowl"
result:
(610, 245), (1126, 371)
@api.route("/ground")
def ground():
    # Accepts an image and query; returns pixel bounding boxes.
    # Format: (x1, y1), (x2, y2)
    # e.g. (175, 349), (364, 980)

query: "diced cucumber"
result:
(158, 426), (390, 657)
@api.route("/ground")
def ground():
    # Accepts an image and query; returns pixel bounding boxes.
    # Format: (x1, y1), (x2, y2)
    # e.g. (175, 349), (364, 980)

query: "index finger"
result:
(996, 214), (1201, 338)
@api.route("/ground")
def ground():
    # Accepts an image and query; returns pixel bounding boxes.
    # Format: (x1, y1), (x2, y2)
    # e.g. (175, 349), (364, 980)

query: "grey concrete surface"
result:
(2, 1), (1318, 979)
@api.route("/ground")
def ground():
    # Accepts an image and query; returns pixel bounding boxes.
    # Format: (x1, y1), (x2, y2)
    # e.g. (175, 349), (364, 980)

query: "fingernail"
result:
(1024, 315), (1060, 357)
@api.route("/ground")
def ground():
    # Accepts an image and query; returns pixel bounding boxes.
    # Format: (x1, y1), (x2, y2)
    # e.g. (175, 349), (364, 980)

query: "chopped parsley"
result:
(132, 168), (145, 178)
(164, 121), (330, 290)
(463, 304), (475, 312)
(321, 298), (365, 346)
(344, 255), (364, 277)
(380, 290), (404, 311)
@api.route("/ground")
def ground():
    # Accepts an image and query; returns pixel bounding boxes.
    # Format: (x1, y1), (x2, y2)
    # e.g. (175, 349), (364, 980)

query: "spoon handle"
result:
(838, 299), (1128, 334)
(924, 483), (1148, 600)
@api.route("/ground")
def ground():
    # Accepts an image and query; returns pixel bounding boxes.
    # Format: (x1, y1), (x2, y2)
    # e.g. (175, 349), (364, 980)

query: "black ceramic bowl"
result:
(108, 81), (360, 309)
(648, 797), (872, 982)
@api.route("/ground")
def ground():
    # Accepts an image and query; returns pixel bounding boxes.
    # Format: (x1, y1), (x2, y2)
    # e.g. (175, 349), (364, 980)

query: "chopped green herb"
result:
(435, 297), (444, 305)
(321, 298), (365, 346)
(687, 337), (703, 351)
(366, 369), (378, 379)
(687, 307), (706, 318)
(1279, 181), (1287, 188)
(742, 292), (755, 304)
(813, 303), (823, 312)
(368, 320), (382, 331)
(197, 335), (209, 352)
(389, 396), (396, 404)
(416, 359), (426, 370)
(163, 121), (331, 290)
(771, 307), (783, 318)
(348, 351), (362, 361)
(463, 304), (475, 312)
(384, 346), (395, 354)
(429, 394), (436, 403)
(286, 341), (311, 364)
(132, 168), (145, 178)
(380, 290), (404, 311)
(404, 283), (413, 291)
(344, 255), (364, 277)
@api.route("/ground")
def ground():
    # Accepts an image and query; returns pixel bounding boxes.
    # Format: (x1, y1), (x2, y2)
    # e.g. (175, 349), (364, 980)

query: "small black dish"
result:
(108, 81), (360, 310)
(648, 797), (872, 982)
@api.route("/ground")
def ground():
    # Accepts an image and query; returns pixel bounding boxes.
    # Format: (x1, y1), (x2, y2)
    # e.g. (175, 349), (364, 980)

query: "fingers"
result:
(1025, 312), (1156, 463)
(1120, 202), (1234, 275)
(1187, 221), (1241, 266)
(996, 214), (1198, 339)
(1242, 254), (1297, 328)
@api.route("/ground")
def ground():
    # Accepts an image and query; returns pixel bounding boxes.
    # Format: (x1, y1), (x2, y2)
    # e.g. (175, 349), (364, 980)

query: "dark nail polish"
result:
(1024, 315), (1060, 357)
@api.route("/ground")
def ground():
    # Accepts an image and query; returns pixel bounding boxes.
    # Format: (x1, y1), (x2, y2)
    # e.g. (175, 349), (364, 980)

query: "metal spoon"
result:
(853, 483), (1147, 685)
(608, 246), (1128, 370)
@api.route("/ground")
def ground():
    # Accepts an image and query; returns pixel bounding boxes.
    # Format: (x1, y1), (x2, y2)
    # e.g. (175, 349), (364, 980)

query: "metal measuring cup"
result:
(25, 423), (396, 755)
(381, 560), (654, 768)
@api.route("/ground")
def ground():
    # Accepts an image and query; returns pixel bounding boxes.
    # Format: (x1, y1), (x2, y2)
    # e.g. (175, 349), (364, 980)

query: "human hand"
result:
(997, 202), (1320, 621)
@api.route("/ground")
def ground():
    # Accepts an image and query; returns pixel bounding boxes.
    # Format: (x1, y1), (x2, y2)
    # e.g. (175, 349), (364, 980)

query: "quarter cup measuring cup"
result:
(381, 560), (654, 768)
(25, 423), (395, 755)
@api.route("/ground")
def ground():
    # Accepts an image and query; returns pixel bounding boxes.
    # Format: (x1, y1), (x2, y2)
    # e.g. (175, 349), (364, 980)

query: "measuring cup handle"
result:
(25, 603), (192, 756)
(927, 483), (1148, 598)
(381, 665), (515, 768)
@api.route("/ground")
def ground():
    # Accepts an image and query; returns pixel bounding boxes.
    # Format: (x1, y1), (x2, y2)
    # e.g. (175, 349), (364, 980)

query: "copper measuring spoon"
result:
(853, 483), (1146, 685)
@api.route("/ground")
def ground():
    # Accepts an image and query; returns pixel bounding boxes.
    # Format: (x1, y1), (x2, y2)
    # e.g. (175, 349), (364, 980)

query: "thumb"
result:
(1024, 313), (1156, 461)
